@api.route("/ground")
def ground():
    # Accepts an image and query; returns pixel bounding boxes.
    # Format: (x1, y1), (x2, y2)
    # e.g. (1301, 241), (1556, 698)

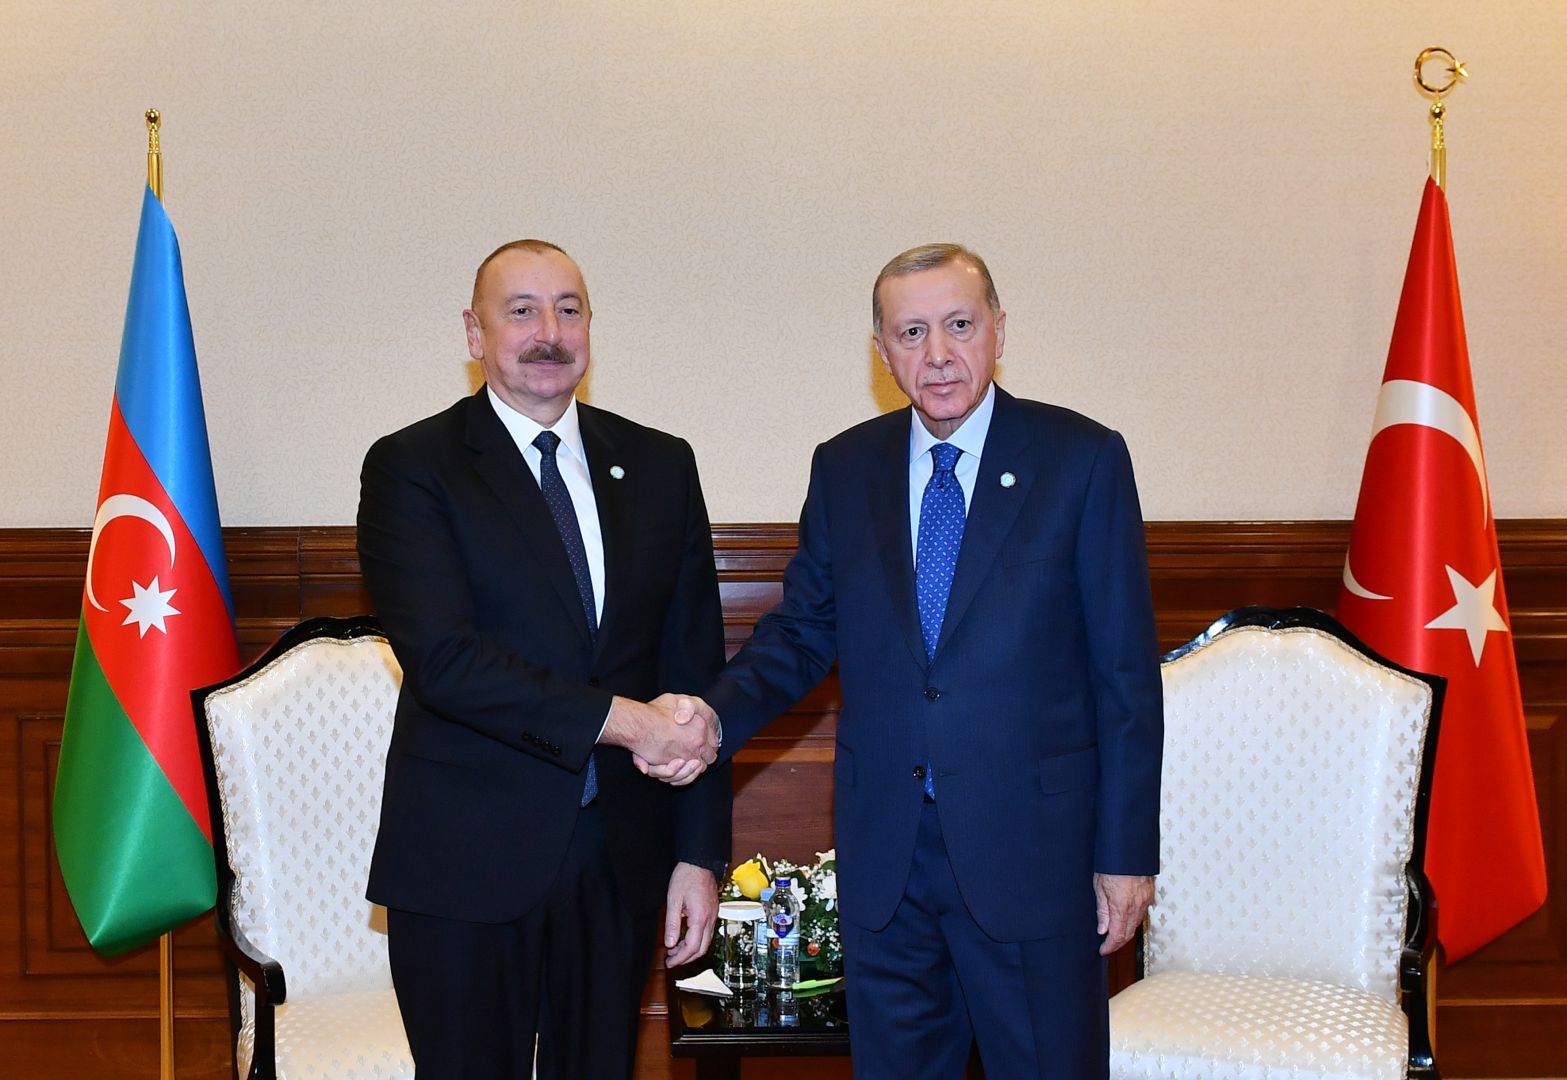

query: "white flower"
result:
(814, 848), (836, 865)
(815, 869), (837, 910)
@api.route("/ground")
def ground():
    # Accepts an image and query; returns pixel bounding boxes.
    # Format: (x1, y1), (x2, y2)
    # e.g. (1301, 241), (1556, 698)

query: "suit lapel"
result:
(463, 392), (594, 647)
(935, 387), (1034, 658)
(869, 410), (930, 671)
(578, 404), (627, 667)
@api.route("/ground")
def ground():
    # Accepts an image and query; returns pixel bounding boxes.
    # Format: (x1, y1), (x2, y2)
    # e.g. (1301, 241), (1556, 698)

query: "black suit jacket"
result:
(358, 390), (730, 922)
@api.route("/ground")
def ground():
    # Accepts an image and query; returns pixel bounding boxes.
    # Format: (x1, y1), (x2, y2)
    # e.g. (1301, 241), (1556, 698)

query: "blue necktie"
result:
(533, 430), (599, 805)
(914, 442), (964, 800)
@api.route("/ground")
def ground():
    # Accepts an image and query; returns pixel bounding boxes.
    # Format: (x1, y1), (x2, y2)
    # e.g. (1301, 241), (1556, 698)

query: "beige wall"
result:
(3, 1), (1564, 526)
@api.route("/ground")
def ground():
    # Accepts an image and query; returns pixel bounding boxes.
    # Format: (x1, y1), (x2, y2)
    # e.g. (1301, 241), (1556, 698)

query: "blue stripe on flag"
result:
(113, 186), (234, 622)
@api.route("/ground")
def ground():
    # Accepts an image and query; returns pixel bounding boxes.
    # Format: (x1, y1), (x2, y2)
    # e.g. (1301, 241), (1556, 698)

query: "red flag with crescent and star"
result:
(1338, 177), (1546, 962)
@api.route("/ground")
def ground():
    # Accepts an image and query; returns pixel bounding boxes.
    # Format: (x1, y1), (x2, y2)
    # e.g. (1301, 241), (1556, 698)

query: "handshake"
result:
(601, 693), (721, 787)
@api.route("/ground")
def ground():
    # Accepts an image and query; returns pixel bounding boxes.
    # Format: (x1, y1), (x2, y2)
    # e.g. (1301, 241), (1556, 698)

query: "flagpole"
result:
(1408, 50), (1466, 1051)
(1414, 47), (1467, 190)
(146, 109), (163, 200)
(146, 105), (176, 1080)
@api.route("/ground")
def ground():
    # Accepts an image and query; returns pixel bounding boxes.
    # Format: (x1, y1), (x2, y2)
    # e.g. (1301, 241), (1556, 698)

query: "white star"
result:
(119, 576), (181, 638)
(1424, 565), (1508, 666)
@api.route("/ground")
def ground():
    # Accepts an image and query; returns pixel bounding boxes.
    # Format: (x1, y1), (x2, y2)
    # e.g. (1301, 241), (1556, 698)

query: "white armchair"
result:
(1109, 606), (1442, 1080)
(194, 615), (414, 1080)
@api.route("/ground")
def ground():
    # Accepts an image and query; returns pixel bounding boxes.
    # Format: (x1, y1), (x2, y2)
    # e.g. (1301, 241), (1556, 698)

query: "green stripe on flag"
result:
(54, 621), (215, 955)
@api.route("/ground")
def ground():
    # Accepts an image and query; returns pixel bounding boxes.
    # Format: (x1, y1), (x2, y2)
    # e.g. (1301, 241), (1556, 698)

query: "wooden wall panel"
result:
(1, 522), (1564, 1077)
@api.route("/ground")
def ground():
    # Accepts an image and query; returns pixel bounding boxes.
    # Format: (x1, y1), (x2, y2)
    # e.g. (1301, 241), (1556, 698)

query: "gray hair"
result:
(872, 243), (1000, 333)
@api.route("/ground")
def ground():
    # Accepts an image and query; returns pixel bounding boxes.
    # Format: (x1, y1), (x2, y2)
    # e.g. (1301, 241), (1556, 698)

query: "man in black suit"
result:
(357, 239), (730, 1079)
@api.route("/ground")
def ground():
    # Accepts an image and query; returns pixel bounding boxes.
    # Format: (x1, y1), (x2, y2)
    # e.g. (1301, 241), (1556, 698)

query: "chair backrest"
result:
(1147, 608), (1437, 1003)
(200, 619), (401, 1005)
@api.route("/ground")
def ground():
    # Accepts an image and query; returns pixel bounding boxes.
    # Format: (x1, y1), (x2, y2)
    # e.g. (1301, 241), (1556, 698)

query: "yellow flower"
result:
(731, 860), (769, 900)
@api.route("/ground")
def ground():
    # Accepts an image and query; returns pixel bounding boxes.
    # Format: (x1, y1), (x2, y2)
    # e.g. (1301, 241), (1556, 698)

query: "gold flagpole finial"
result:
(145, 108), (163, 201)
(1414, 48), (1467, 190)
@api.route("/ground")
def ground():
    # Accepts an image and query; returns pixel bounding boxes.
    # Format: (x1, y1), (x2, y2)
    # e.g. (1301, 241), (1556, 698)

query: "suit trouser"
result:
(842, 801), (1109, 1079)
(386, 803), (659, 1080)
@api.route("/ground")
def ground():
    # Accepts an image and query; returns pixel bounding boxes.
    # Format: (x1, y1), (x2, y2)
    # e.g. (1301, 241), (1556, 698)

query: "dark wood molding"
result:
(2, 521), (1564, 1077)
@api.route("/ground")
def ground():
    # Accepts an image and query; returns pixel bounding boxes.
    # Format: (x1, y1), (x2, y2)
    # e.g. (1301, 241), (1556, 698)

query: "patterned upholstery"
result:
(1110, 615), (1436, 1080)
(202, 628), (413, 1080)
(1110, 971), (1407, 1080)
(235, 989), (412, 1080)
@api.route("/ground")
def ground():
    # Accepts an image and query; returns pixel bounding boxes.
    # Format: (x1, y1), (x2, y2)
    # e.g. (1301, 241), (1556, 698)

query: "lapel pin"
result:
(609, 465), (625, 480)
(999, 471), (1016, 488)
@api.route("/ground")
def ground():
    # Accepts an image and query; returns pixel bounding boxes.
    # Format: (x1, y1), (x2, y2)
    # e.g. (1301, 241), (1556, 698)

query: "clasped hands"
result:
(602, 693), (720, 786)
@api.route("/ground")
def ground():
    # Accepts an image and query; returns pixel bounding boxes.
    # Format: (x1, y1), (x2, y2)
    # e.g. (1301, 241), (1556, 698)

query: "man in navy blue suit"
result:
(668, 244), (1163, 1077)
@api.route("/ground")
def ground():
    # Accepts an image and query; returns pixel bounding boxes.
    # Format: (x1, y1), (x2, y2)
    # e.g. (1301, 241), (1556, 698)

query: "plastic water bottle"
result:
(767, 877), (801, 987)
(756, 887), (776, 985)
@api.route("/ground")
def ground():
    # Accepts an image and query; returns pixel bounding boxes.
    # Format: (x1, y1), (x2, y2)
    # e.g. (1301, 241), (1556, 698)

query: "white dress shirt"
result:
(486, 388), (605, 623)
(907, 382), (996, 551)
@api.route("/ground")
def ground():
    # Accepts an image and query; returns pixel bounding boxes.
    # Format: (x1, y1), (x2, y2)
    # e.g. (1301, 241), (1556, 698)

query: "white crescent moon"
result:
(1370, 379), (1490, 523)
(1341, 554), (1393, 600)
(85, 494), (177, 612)
(1342, 379), (1491, 603)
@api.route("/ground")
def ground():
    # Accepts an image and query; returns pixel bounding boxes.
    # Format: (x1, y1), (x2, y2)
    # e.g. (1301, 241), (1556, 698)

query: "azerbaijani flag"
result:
(53, 186), (240, 956)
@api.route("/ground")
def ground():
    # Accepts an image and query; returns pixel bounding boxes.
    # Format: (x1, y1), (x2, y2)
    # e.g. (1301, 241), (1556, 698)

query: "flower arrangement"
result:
(718, 848), (842, 976)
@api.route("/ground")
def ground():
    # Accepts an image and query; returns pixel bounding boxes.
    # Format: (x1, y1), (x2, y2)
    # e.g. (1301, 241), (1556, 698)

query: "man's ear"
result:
(993, 309), (1006, 359)
(873, 333), (891, 373)
(463, 310), (484, 361)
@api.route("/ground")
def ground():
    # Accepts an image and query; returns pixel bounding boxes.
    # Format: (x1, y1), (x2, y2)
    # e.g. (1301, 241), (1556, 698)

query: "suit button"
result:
(924, 687), (940, 701)
(551, 746), (562, 757)
(913, 765), (926, 779)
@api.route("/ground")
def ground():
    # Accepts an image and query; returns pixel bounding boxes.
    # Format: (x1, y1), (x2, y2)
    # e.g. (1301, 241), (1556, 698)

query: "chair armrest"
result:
(1401, 866), (1439, 1079)
(215, 879), (287, 1005)
(1133, 914), (1148, 980)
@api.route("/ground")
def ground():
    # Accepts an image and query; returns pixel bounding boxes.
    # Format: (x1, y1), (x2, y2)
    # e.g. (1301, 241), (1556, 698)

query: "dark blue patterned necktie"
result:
(914, 442), (964, 800)
(533, 429), (598, 805)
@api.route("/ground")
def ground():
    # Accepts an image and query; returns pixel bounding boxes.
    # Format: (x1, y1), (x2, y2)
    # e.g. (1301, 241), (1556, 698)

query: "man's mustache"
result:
(520, 344), (575, 366)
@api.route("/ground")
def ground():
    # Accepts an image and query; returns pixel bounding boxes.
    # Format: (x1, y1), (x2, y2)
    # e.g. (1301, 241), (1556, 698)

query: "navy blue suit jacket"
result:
(707, 387), (1162, 942)
(358, 391), (730, 923)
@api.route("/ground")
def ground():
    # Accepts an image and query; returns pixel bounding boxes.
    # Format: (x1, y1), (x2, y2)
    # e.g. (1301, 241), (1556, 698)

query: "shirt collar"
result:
(486, 387), (587, 464)
(907, 381), (997, 466)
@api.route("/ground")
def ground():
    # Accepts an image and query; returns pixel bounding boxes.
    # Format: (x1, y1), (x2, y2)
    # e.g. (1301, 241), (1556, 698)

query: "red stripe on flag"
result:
(80, 402), (240, 843)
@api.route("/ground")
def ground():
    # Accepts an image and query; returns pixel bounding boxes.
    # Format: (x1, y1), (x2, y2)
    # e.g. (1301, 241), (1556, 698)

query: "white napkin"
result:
(674, 969), (733, 997)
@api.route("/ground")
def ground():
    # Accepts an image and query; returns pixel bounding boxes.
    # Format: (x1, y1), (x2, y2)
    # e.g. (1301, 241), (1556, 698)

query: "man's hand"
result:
(1094, 872), (1154, 956)
(629, 695), (721, 786)
(601, 694), (718, 782)
(664, 862), (719, 967)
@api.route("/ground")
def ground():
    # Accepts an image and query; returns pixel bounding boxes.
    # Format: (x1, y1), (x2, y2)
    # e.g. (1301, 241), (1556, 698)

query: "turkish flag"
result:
(1338, 177), (1546, 962)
